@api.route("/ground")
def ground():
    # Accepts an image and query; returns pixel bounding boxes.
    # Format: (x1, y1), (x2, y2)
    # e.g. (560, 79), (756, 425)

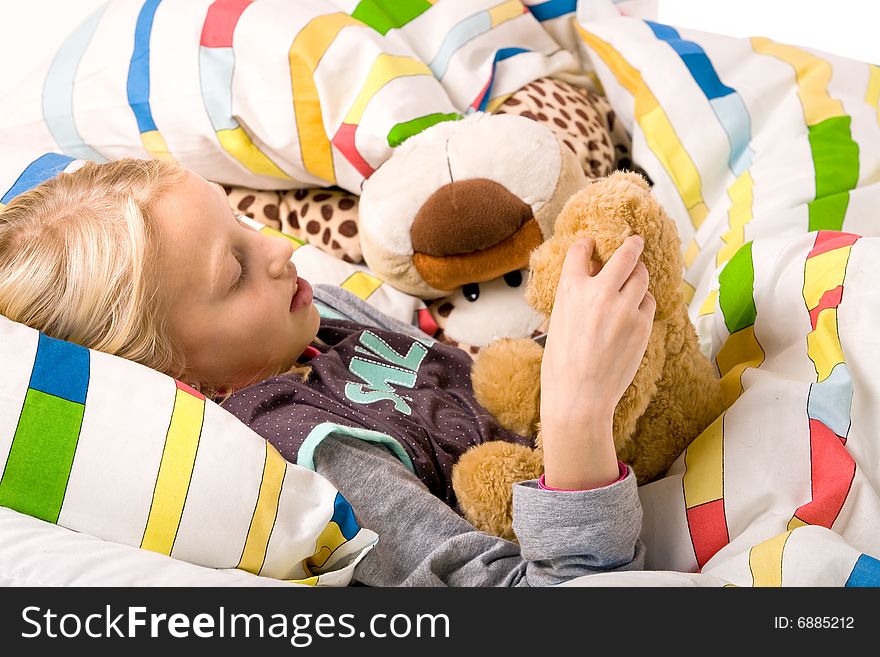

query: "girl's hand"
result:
(539, 235), (656, 490)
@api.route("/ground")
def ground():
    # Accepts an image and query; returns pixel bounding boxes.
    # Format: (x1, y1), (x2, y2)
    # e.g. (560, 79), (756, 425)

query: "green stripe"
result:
(808, 192), (851, 232)
(352, 0), (432, 36)
(718, 241), (757, 334)
(387, 112), (460, 147)
(807, 116), (859, 231)
(0, 389), (84, 523)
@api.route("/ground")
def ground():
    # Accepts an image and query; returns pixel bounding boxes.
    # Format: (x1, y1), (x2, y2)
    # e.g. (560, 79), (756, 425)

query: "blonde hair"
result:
(0, 158), (310, 402)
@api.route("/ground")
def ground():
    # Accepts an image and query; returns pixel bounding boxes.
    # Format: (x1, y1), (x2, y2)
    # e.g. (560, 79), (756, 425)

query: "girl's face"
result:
(155, 169), (320, 390)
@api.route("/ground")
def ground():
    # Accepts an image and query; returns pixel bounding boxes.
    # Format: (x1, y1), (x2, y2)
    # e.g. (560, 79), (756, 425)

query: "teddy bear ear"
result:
(606, 169), (651, 191)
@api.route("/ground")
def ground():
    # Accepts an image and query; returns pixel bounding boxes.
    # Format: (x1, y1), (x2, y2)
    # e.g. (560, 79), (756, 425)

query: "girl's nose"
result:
(268, 234), (296, 278)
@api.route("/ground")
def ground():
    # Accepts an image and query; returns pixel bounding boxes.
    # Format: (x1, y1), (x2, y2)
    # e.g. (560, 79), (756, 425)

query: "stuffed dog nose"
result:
(410, 178), (543, 290)
(411, 178), (532, 255)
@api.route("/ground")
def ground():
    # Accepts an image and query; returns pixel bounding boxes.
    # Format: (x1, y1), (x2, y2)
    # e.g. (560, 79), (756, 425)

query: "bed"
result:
(1, 0), (878, 587)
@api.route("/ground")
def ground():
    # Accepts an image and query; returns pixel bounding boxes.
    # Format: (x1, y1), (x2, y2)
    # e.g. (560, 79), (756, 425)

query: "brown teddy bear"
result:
(451, 171), (726, 540)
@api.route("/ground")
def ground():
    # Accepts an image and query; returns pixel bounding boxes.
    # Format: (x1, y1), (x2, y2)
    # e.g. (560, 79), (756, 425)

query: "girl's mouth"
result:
(290, 277), (313, 313)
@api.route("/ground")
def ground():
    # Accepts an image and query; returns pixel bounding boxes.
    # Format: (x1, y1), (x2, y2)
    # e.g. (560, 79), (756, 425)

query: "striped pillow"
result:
(0, 314), (377, 584)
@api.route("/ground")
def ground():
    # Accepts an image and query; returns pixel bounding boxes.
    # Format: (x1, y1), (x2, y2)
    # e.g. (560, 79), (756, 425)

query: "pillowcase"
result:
(0, 505), (301, 587)
(0, 312), (377, 584)
(0, 0), (582, 194)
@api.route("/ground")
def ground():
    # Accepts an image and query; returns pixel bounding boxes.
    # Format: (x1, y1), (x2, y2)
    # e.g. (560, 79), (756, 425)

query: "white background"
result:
(657, 0), (880, 65)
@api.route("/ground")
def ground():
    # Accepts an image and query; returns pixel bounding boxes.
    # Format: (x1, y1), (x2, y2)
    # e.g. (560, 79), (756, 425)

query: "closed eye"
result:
(230, 211), (256, 290)
(231, 255), (247, 290)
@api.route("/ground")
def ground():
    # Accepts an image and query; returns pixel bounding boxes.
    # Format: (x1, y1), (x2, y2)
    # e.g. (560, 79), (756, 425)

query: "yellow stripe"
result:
(682, 280), (696, 305)
(640, 104), (709, 228)
(749, 530), (792, 587)
(287, 575), (320, 586)
(489, 0), (524, 27)
(787, 515), (809, 531)
(344, 54), (431, 124)
(718, 171), (754, 267)
(258, 225), (307, 250)
(577, 26), (639, 94)
(486, 93), (513, 113)
(578, 27), (708, 230)
(304, 522), (347, 572)
(141, 130), (175, 161)
(716, 325), (764, 405)
(699, 289), (718, 317)
(683, 412), (725, 508)
(236, 442), (287, 575)
(140, 388), (205, 555)
(752, 38), (844, 125)
(803, 246), (850, 308)
(290, 13), (362, 184)
(683, 238), (700, 268)
(341, 270), (383, 299)
(807, 309), (844, 382)
(867, 64), (880, 124)
(216, 127), (291, 180)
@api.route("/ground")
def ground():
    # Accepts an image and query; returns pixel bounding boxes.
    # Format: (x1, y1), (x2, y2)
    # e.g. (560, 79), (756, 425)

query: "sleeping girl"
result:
(0, 157), (656, 586)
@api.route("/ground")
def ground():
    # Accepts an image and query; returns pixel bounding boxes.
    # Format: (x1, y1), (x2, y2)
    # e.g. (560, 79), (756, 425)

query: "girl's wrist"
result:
(540, 416), (619, 490)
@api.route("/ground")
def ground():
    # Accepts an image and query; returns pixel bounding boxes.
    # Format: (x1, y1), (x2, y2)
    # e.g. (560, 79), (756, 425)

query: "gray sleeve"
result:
(312, 435), (645, 587)
(312, 284), (430, 340)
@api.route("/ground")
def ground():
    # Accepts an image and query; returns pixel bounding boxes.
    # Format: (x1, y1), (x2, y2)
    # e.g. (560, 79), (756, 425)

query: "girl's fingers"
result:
(600, 235), (644, 290)
(639, 290), (656, 315)
(620, 260), (649, 301)
(560, 237), (597, 279)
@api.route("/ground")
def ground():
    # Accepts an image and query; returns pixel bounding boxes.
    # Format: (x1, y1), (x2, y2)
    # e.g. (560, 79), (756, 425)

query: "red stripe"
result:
(808, 285), (844, 330)
(470, 78), (492, 111)
(200, 0), (252, 48)
(332, 123), (375, 178)
(807, 231), (860, 258)
(792, 419), (855, 528)
(175, 379), (205, 400)
(416, 308), (439, 337)
(686, 499), (729, 568)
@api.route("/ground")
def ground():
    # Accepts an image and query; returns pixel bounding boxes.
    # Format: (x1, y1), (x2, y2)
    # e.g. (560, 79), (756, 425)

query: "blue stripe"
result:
(1, 153), (75, 205)
(646, 21), (735, 100)
(126, 0), (163, 133)
(477, 47), (528, 112)
(429, 12), (491, 79)
(42, 4), (108, 162)
(29, 334), (90, 405)
(710, 94), (755, 174)
(807, 363), (853, 438)
(199, 47), (239, 131)
(331, 493), (360, 540)
(845, 553), (880, 587)
(527, 0), (576, 22)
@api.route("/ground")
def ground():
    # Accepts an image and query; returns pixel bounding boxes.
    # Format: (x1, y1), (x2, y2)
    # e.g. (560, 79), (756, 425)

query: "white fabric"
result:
(0, 506), (300, 587)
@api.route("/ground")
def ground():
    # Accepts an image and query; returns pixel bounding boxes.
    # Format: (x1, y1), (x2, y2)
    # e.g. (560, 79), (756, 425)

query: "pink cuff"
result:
(538, 462), (628, 492)
(300, 345), (321, 360)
